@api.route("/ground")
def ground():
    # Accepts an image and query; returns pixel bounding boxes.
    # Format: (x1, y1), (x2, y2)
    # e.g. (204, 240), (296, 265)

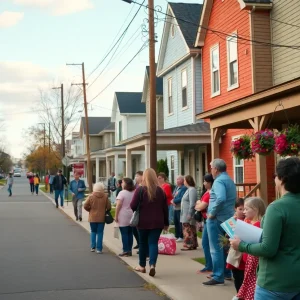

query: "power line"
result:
(87, 0), (146, 80)
(88, 41), (148, 104)
(270, 17), (300, 30)
(132, 0), (300, 50)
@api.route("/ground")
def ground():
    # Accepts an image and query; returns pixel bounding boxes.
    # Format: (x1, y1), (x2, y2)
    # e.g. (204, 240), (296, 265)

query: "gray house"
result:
(156, 2), (208, 184)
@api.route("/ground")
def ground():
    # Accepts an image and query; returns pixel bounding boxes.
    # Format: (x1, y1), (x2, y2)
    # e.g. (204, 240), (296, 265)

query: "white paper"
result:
(234, 219), (263, 244)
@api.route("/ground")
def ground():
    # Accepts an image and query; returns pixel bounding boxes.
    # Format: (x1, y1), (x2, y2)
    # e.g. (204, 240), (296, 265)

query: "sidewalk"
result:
(42, 191), (235, 300)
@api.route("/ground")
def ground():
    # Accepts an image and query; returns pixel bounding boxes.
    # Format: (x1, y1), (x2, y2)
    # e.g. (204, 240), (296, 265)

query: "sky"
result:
(0, 0), (201, 159)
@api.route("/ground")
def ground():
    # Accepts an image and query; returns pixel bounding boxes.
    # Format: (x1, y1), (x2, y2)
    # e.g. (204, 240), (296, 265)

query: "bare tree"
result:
(37, 84), (82, 148)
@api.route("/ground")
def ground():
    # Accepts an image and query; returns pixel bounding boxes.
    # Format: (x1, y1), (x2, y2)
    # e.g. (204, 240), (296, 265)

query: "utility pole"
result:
(148, 0), (157, 171)
(67, 63), (92, 190)
(122, 0), (157, 170)
(52, 84), (66, 175)
(38, 123), (46, 177)
(48, 123), (51, 154)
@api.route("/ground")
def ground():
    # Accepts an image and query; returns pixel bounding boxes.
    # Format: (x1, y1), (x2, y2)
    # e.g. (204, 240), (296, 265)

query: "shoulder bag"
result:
(105, 197), (114, 224)
(129, 187), (143, 227)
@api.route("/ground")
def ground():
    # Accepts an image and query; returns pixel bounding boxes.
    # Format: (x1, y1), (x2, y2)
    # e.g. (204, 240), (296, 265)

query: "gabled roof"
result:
(115, 92), (145, 114)
(146, 66), (163, 95)
(81, 117), (111, 135)
(169, 3), (203, 48)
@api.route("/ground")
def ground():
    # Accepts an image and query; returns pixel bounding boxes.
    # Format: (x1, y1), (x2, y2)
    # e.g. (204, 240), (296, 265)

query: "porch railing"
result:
(236, 183), (260, 199)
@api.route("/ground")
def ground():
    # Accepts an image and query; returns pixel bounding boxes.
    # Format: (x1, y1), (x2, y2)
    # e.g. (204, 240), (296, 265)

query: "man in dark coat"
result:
(52, 169), (67, 208)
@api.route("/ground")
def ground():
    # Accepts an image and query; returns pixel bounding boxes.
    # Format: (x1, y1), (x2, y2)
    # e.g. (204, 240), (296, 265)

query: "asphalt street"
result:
(0, 175), (167, 300)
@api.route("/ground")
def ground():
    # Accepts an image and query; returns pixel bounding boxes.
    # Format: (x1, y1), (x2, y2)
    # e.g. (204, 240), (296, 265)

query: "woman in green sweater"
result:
(231, 157), (300, 300)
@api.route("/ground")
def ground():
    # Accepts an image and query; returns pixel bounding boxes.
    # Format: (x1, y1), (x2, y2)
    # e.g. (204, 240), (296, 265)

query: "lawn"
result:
(0, 179), (6, 186)
(193, 257), (206, 265)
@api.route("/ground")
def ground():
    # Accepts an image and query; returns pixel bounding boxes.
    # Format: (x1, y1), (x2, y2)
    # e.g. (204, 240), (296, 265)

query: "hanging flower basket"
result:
(230, 135), (254, 160)
(275, 124), (300, 157)
(251, 129), (275, 156)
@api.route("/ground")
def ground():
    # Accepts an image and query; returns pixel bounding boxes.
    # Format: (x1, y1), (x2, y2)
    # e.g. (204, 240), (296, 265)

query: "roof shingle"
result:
(169, 3), (203, 48)
(157, 122), (210, 134)
(81, 117), (111, 135)
(115, 92), (145, 114)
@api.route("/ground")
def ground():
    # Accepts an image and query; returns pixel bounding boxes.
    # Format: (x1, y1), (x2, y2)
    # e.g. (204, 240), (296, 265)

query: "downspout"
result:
(192, 52), (200, 124)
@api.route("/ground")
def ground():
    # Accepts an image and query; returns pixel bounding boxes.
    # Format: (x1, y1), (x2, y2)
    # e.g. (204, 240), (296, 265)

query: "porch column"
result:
(211, 128), (224, 160)
(106, 157), (110, 179)
(126, 149), (132, 178)
(145, 143), (151, 169)
(114, 154), (119, 178)
(249, 116), (269, 203)
(96, 157), (99, 182)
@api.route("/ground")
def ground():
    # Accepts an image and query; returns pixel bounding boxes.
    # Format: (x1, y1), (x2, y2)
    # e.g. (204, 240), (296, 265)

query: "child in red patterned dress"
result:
(231, 197), (266, 300)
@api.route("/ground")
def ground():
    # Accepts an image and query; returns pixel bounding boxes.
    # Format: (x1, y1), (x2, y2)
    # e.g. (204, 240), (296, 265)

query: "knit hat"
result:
(93, 182), (105, 192)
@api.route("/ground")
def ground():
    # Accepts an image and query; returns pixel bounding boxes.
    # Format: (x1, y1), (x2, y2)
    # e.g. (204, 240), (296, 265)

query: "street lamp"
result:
(122, 0), (157, 170)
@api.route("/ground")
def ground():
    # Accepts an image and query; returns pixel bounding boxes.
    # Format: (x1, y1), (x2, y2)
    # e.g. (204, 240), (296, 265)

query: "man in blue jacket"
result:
(171, 176), (187, 242)
(69, 172), (86, 221)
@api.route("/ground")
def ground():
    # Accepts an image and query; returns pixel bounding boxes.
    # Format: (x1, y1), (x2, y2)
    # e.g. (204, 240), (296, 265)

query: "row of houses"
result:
(68, 0), (300, 204)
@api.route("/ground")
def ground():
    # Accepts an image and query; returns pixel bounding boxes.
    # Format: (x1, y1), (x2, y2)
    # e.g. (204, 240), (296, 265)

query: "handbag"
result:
(105, 197), (114, 224)
(194, 211), (203, 222)
(129, 187), (143, 227)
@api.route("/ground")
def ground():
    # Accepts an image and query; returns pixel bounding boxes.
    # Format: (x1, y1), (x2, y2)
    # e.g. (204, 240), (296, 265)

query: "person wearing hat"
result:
(84, 182), (111, 254)
(52, 169), (68, 208)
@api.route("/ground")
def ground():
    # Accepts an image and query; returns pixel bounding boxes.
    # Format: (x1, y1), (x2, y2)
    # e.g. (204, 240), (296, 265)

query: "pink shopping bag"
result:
(158, 233), (176, 255)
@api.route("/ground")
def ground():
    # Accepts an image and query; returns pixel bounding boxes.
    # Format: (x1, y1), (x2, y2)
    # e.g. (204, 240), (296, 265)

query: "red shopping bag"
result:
(158, 233), (176, 255)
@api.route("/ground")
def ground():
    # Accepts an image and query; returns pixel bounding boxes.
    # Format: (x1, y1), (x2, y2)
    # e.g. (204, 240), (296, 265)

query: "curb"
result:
(40, 190), (171, 299)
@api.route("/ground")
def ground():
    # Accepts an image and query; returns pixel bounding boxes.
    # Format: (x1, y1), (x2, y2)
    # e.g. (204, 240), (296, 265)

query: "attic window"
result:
(171, 24), (175, 38)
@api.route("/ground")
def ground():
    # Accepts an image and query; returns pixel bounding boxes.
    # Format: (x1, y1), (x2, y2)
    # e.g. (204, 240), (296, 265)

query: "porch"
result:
(197, 77), (300, 203)
(122, 123), (212, 186)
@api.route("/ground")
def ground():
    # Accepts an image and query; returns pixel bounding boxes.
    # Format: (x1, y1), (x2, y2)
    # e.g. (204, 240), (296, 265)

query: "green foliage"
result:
(193, 257), (206, 265)
(157, 158), (169, 178)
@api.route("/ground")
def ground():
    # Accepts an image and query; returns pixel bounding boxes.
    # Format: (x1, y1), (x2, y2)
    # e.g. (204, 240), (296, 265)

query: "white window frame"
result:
(118, 121), (123, 142)
(181, 69), (188, 109)
(227, 33), (239, 90)
(232, 135), (245, 190)
(210, 44), (220, 97)
(168, 78), (173, 115)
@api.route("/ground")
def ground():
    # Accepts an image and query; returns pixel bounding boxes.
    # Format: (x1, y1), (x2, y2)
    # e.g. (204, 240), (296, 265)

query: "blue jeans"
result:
(119, 226), (133, 253)
(138, 228), (162, 268)
(55, 190), (64, 206)
(207, 218), (226, 282)
(168, 205), (174, 225)
(174, 210), (183, 239)
(202, 222), (213, 271)
(90, 222), (105, 251)
(7, 184), (12, 196)
(35, 184), (39, 195)
(255, 285), (300, 300)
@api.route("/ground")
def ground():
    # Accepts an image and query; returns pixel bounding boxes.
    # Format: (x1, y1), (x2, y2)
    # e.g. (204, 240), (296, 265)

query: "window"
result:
(170, 155), (175, 184)
(118, 121), (122, 141)
(168, 78), (173, 114)
(227, 34), (238, 87)
(171, 24), (175, 38)
(211, 45), (220, 96)
(234, 157), (244, 184)
(181, 69), (187, 108)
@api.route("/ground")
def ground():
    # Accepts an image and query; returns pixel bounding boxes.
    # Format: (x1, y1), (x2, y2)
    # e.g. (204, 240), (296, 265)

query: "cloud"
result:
(0, 11), (24, 28)
(12, 0), (94, 16)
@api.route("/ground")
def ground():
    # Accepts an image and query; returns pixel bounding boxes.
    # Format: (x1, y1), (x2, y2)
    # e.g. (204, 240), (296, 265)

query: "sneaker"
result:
(96, 250), (102, 254)
(202, 279), (225, 286)
(133, 245), (139, 249)
(176, 238), (184, 242)
(200, 267), (212, 273)
(119, 252), (129, 257)
(90, 248), (95, 252)
(76, 217), (78, 221)
(56, 204), (58, 208)
(79, 217), (82, 222)
(225, 276), (233, 281)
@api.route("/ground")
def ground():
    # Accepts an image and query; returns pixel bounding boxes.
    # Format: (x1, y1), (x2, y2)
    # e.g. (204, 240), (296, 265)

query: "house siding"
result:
(202, 0), (253, 111)
(162, 20), (189, 72)
(163, 58), (194, 129)
(251, 11), (273, 92)
(126, 115), (147, 140)
(90, 136), (103, 152)
(195, 56), (203, 115)
(272, 0), (300, 85)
